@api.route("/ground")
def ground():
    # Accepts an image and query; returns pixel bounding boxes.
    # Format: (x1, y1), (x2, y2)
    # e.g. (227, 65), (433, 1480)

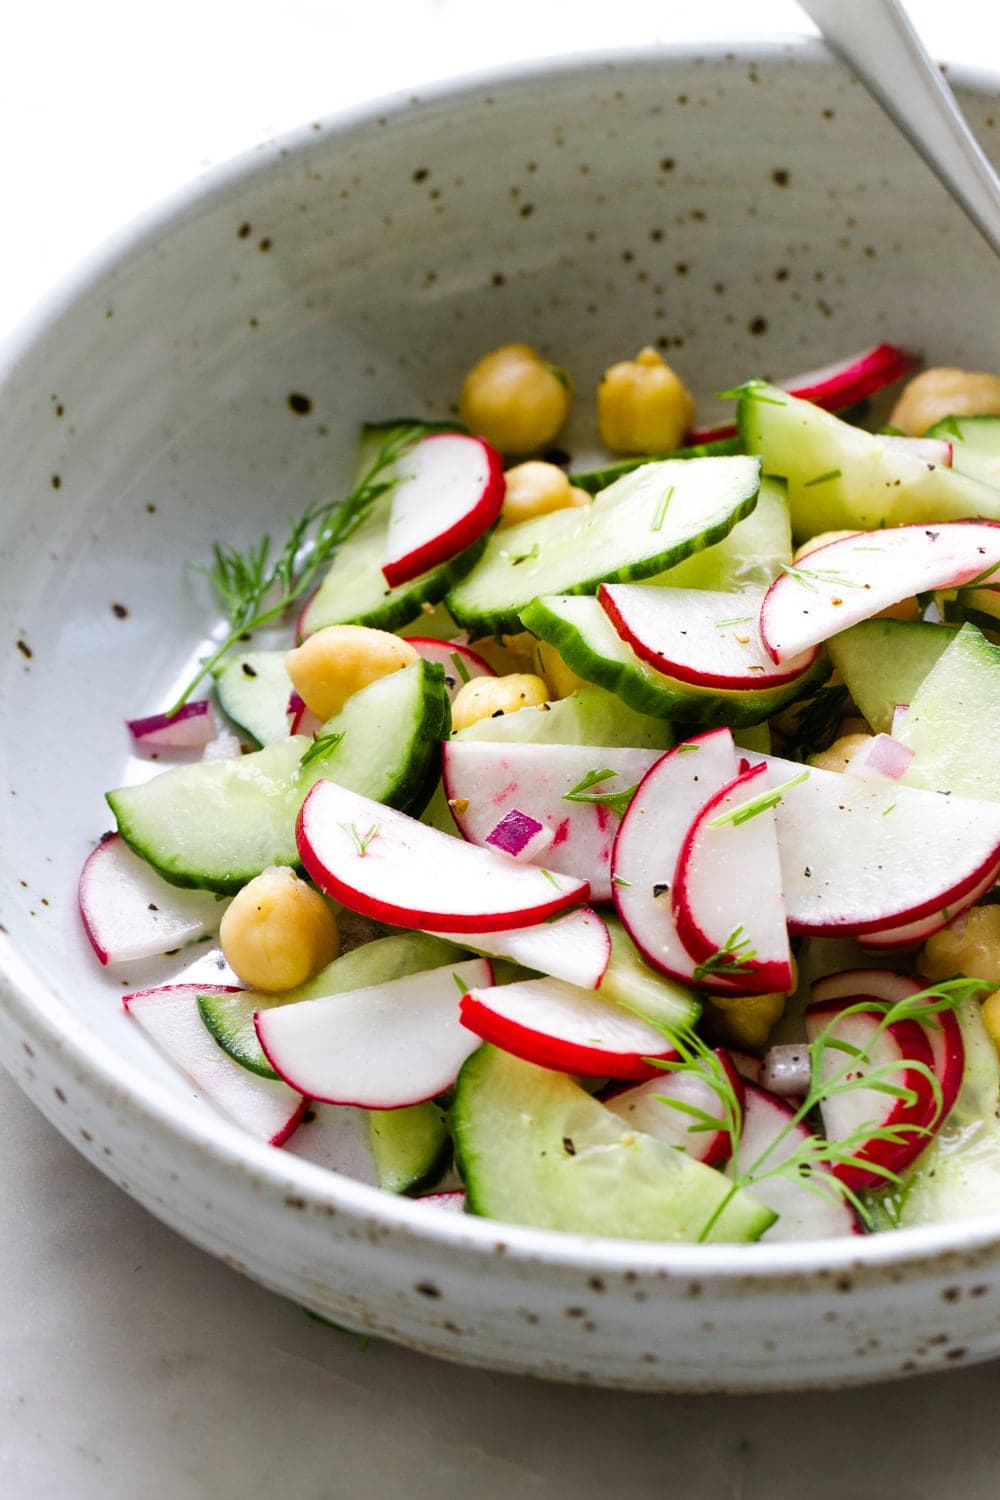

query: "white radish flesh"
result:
(761, 522), (1000, 662)
(256, 958), (493, 1108)
(604, 1050), (742, 1164)
(404, 637), (496, 703)
(431, 907), (611, 990)
(124, 983), (305, 1145)
(382, 432), (504, 588)
(80, 834), (227, 965)
(856, 863), (1000, 950)
(458, 976), (679, 1079)
(297, 781), (588, 932)
(673, 761), (793, 995)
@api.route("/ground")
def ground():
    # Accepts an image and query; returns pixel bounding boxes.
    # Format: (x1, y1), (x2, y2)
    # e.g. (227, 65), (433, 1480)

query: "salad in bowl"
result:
(81, 334), (1000, 1248)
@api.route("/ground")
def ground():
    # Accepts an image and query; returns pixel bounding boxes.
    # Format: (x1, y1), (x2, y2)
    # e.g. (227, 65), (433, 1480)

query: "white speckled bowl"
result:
(2, 42), (1000, 1392)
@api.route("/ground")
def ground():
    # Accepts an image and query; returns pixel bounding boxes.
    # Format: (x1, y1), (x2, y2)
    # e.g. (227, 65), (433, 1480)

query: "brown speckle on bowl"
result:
(15, 638), (32, 660)
(237, 222), (252, 239)
(415, 1281), (441, 1298)
(286, 392), (313, 416)
(110, 602), (129, 619)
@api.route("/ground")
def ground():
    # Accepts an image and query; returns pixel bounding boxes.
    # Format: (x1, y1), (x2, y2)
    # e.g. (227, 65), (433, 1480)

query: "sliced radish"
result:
(882, 433), (953, 467)
(760, 521), (1000, 662)
(297, 781), (588, 933)
(79, 833), (227, 965)
(728, 1048), (763, 1084)
(381, 432), (504, 588)
(484, 808), (555, 862)
(458, 975), (678, 1079)
(610, 729), (748, 992)
(687, 343), (918, 444)
(728, 1082), (861, 1241)
(124, 983), (305, 1145)
(287, 691), (323, 737)
(599, 584), (819, 690)
(431, 907), (611, 990)
(442, 741), (660, 901)
(858, 862), (1000, 949)
(603, 1050), (742, 1164)
(845, 733), (914, 782)
(127, 700), (215, 751)
(673, 762), (793, 995)
(811, 967), (964, 1123)
(281, 1102), (378, 1183)
(805, 998), (937, 1190)
(414, 1190), (466, 1212)
(404, 637), (496, 702)
(746, 751), (1000, 937)
(256, 958), (493, 1108)
(202, 730), (243, 761)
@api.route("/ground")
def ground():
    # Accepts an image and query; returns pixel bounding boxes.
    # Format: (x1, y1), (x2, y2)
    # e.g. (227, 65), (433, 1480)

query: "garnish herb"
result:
(707, 769), (809, 828)
(779, 683), (849, 762)
(540, 869), (560, 888)
(779, 562), (860, 593)
(691, 925), (758, 982)
(651, 485), (676, 533)
(504, 543), (540, 566)
(452, 972), (471, 996)
(299, 730), (345, 768)
(339, 821), (380, 856)
(715, 380), (785, 406)
(714, 616), (753, 629)
(168, 423), (425, 712)
(449, 651), (472, 685)
(643, 977), (991, 1241)
(803, 468), (843, 488)
(563, 768), (638, 818)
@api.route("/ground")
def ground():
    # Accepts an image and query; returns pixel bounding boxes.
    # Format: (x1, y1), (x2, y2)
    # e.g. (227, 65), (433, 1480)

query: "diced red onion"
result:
(127, 700), (214, 749)
(846, 733), (914, 782)
(484, 808), (554, 861)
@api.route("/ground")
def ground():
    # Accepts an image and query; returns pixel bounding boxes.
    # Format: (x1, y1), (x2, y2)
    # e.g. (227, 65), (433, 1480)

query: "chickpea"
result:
(597, 346), (695, 455)
(705, 991), (787, 1050)
(220, 866), (340, 992)
(286, 625), (418, 721)
(459, 343), (572, 455)
(918, 906), (1000, 987)
(981, 991), (1000, 1055)
(531, 638), (588, 699)
(466, 631), (538, 676)
(451, 672), (549, 732)
(889, 367), (1000, 437)
(499, 461), (591, 530)
(809, 732), (873, 774)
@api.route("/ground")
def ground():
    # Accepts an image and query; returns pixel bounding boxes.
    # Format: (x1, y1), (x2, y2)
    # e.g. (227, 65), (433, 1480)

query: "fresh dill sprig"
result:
(339, 821), (380, 856)
(691, 925), (758, 983)
(563, 768), (638, 819)
(777, 683), (849, 763)
(778, 562), (860, 593)
(650, 485), (675, 533)
(167, 423), (425, 713)
(449, 651), (472, 685)
(802, 468), (843, 488)
(299, 730), (345, 768)
(707, 769), (809, 828)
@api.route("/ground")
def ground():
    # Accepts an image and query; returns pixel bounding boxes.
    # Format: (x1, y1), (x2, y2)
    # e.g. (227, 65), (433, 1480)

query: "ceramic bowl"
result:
(1, 41), (999, 1392)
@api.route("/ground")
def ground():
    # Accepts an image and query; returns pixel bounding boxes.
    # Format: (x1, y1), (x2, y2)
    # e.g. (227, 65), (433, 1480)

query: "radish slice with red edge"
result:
(381, 432), (504, 588)
(687, 343), (918, 444)
(598, 583), (819, 690)
(760, 521), (1000, 663)
(442, 740), (660, 901)
(79, 833), (227, 965)
(603, 1049), (742, 1164)
(804, 998), (937, 1191)
(431, 907), (611, 991)
(610, 729), (747, 992)
(255, 958), (493, 1108)
(811, 967), (964, 1124)
(415, 1190), (466, 1212)
(124, 983), (306, 1145)
(297, 781), (588, 933)
(728, 1082), (862, 1240)
(484, 808), (555, 862)
(405, 637), (496, 702)
(127, 699), (215, 751)
(287, 691), (323, 737)
(857, 862), (1000, 950)
(458, 975), (679, 1079)
(673, 761), (794, 995)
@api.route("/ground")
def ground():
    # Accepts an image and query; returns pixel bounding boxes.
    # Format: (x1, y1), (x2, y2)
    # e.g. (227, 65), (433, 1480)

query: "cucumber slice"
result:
(866, 1000), (1000, 1230)
(109, 659), (450, 892)
(598, 915), (700, 1030)
(451, 682), (674, 750)
(368, 1103), (451, 1195)
(452, 1045), (775, 1243)
(826, 618), (955, 735)
(521, 594), (829, 727)
(214, 650), (292, 747)
(569, 435), (742, 495)
(648, 476), (792, 592)
(737, 383), (1000, 539)
(446, 455), (762, 636)
(897, 624), (1000, 800)
(197, 931), (467, 1077)
(925, 414), (1000, 491)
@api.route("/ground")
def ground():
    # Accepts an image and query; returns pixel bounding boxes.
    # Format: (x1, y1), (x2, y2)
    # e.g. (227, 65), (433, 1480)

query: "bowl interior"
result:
(1, 41), (998, 1252)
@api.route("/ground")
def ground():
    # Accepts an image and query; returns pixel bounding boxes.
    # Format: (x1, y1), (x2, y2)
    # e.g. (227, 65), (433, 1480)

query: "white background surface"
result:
(2, 3), (1000, 1495)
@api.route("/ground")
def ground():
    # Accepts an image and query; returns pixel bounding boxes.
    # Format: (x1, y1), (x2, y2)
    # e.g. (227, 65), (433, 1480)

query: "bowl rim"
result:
(4, 36), (1000, 1283)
